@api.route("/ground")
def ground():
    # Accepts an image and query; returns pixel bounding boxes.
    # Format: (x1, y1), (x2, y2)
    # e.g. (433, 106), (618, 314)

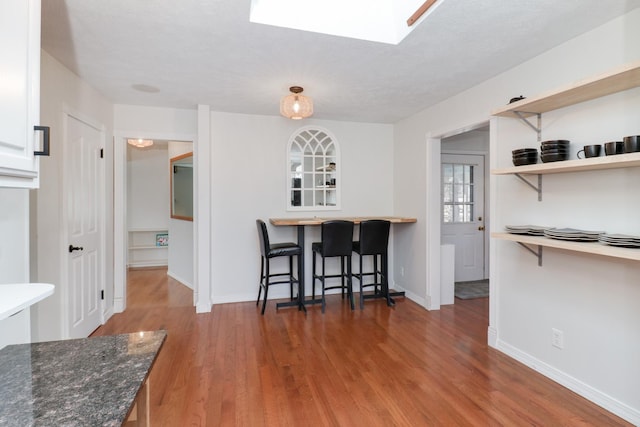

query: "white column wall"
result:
(168, 140), (194, 289)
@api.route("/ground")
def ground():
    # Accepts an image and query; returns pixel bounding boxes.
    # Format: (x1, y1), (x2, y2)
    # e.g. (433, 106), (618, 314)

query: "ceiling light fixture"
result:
(127, 138), (154, 148)
(280, 86), (313, 120)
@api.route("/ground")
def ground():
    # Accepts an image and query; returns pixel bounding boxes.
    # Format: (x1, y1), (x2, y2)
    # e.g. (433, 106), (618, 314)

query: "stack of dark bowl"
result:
(512, 148), (538, 166)
(540, 140), (570, 163)
(624, 135), (640, 152)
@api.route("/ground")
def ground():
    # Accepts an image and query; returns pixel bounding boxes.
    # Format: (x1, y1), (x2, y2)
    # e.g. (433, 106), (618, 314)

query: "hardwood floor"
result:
(93, 268), (630, 426)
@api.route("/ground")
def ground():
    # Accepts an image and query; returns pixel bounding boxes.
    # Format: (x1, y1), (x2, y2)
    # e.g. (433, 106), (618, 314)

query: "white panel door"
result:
(66, 114), (104, 338)
(441, 154), (485, 282)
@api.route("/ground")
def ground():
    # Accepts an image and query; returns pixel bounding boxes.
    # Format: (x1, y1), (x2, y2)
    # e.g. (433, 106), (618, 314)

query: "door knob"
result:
(478, 226), (485, 231)
(69, 245), (84, 253)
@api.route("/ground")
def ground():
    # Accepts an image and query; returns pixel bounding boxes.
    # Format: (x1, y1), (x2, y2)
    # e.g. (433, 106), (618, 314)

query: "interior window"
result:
(287, 127), (340, 211)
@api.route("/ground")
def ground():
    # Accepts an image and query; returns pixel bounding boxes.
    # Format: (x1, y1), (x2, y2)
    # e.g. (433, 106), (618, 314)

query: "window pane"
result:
(442, 164), (453, 184)
(443, 205), (452, 223)
(291, 190), (301, 206)
(443, 183), (452, 203)
(453, 164), (464, 184)
(454, 183), (463, 202)
(303, 190), (313, 206)
(304, 156), (313, 170)
(303, 173), (313, 189)
(442, 162), (477, 223)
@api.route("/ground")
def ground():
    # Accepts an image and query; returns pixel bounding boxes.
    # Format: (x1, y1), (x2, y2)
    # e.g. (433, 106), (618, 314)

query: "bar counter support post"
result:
(297, 225), (306, 311)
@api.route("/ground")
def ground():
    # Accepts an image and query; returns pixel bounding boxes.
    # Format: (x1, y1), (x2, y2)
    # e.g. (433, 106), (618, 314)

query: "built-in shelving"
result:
(492, 152), (640, 176)
(492, 232), (640, 263)
(492, 60), (640, 264)
(128, 228), (168, 268)
(492, 60), (640, 118)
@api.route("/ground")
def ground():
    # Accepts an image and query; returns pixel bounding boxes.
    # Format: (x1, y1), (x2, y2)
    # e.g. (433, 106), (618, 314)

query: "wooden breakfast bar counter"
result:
(269, 216), (417, 311)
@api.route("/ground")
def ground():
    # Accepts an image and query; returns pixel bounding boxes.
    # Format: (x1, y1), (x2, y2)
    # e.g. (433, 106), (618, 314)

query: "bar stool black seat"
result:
(352, 219), (392, 309)
(311, 220), (355, 313)
(256, 219), (302, 315)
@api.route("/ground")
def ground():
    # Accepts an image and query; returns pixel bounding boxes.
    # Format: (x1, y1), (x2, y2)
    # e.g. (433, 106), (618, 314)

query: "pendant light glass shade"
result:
(127, 138), (154, 148)
(280, 86), (313, 120)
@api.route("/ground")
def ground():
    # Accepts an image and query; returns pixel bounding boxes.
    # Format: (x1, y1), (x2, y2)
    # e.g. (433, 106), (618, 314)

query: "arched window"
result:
(287, 126), (340, 211)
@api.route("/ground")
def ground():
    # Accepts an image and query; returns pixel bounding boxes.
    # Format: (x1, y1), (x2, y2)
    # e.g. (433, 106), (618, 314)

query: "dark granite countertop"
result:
(0, 330), (166, 426)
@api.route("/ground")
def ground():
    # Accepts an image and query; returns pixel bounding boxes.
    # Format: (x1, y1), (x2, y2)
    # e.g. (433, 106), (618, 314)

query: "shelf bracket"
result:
(516, 242), (543, 266)
(514, 173), (542, 201)
(513, 111), (542, 141)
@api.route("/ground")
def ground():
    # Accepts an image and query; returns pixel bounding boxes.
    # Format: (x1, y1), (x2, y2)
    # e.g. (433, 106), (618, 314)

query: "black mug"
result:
(604, 141), (624, 155)
(577, 144), (601, 159)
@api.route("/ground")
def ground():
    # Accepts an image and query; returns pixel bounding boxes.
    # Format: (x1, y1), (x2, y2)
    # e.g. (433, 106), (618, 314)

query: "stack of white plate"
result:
(598, 233), (640, 248)
(543, 228), (603, 241)
(505, 225), (549, 236)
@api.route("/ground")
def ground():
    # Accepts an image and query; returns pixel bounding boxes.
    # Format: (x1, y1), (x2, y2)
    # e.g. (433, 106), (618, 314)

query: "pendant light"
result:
(280, 86), (313, 120)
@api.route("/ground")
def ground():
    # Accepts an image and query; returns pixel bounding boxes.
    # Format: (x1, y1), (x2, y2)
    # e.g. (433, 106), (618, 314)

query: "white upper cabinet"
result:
(0, 0), (44, 188)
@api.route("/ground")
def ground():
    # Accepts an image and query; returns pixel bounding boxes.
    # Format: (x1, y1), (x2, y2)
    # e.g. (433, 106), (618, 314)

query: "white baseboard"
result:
(113, 297), (124, 313)
(167, 270), (193, 290)
(496, 339), (639, 425)
(195, 301), (212, 313)
(102, 306), (114, 324)
(487, 326), (498, 348)
(127, 261), (168, 268)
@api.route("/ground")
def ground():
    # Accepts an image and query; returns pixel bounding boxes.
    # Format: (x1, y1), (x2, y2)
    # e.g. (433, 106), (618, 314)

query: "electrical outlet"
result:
(400, 267), (405, 277)
(552, 328), (564, 349)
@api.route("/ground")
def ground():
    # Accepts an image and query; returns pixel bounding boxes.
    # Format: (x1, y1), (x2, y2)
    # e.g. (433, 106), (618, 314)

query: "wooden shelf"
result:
(492, 232), (640, 262)
(492, 152), (640, 175)
(492, 60), (640, 118)
(129, 245), (167, 250)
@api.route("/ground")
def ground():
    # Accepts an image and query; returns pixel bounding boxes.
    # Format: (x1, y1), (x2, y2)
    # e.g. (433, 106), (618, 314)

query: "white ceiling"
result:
(41, 0), (640, 124)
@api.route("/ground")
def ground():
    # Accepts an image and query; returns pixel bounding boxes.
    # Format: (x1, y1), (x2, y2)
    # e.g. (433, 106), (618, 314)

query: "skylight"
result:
(249, 0), (442, 45)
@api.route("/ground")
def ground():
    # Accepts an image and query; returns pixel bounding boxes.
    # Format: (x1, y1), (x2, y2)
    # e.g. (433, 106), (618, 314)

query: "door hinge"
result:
(100, 290), (104, 300)
(100, 148), (104, 158)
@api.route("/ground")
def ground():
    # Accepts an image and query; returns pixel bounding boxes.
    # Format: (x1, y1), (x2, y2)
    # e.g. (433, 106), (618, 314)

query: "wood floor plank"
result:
(91, 268), (631, 426)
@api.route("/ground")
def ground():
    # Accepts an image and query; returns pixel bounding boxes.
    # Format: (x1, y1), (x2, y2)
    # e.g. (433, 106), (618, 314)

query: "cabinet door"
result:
(0, 0), (41, 188)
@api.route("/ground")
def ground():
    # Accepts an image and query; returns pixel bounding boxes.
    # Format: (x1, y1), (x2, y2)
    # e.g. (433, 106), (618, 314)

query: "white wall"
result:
(113, 107), (395, 306)
(209, 112), (394, 303)
(32, 51), (114, 342)
(494, 87), (640, 423)
(442, 129), (489, 152)
(168, 141), (194, 288)
(127, 143), (170, 229)
(393, 9), (640, 423)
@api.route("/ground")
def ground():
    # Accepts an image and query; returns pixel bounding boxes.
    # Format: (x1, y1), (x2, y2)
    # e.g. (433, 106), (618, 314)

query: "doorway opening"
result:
(440, 124), (490, 301)
(121, 138), (195, 310)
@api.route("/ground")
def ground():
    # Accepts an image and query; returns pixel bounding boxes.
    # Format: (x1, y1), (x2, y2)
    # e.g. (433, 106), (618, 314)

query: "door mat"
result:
(454, 279), (489, 299)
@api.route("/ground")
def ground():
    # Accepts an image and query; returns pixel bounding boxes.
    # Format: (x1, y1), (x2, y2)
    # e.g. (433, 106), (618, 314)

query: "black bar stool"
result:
(312, 220), (355, 313)
(256, 219), (302, 315)
(352, 219), (392, 309)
